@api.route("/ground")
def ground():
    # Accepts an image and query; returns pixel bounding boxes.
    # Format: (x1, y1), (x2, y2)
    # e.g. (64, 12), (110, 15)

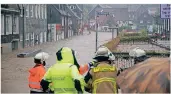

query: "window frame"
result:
(41, 5), (44, 19)
(26, 4), (29, 17)
(140, 20), (143, 24)
(35, 5), (38, 18)
(5, 15), (11, 34)
(1, 14), (4, 35)
(30, 4), (34, 18)
(44, 5), (47, 19)
(13, 15), (17, 33)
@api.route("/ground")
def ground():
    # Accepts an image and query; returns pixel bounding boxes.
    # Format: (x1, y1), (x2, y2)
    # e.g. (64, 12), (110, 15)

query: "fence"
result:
(113, 52), (170, 69)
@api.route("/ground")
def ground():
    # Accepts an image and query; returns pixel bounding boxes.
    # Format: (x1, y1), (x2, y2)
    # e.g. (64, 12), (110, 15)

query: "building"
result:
(88, 4), (129, 31)
(136, 11), (153, 30)
(47, 4), (69, 41)
(1, 4), (20, 54)
(18, 4), (47, 48)
(67, 4), (83, 34)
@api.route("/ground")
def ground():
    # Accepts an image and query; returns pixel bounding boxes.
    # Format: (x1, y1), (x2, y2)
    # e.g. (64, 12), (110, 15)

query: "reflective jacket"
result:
(84, 61), (118, 94)
(28, 64), (46, 90)
(42, 47), (85, 94)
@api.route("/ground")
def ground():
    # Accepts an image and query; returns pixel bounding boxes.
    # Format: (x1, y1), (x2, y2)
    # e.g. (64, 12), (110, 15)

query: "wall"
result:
(1, 43), (12, 54)
(23, 4), (47, 46)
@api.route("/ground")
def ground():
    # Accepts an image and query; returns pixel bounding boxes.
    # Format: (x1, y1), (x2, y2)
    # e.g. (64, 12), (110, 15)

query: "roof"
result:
(127, 4), (141, 12)
(76, 4), (83, 12)
(1, 4), (20, 13)
(52, 5), (69, 16)
(96, 8), (129, 21)
(107, 4), (127, 8)
(66, 5), (81, 19)
(88, 4), (102, 15)
(1, 8), (20, 12)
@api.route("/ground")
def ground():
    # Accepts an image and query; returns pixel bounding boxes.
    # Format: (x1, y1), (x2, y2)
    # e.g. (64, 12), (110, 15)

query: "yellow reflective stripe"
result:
(92, 77), (117, 94)
(93, 66), (116, 72)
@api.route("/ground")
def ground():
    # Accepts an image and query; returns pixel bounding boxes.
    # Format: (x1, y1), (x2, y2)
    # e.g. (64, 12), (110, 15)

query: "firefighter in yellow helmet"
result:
(84, 46), (118, 93)
(40, 47), (85, 94)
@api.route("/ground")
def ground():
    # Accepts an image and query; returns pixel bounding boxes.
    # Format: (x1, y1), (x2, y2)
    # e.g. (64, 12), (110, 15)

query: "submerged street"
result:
(1, 31), (113, 93)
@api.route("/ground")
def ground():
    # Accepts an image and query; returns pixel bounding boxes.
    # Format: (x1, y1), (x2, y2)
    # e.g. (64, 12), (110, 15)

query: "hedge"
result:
(120, 36), (149, 43)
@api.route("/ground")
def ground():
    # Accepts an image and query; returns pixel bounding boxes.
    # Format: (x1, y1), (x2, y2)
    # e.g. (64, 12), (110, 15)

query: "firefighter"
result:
(129, 47), (149, 64)
(79, 61), (96, 75)
(40, 47), (85, 94)
(84, 46), (118, 93)
(28, 52), (49, 93)
(79, 46), (116, 76)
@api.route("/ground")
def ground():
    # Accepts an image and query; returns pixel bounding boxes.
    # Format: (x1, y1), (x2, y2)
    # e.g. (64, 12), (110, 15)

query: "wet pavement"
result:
(1, 31), (113, 93)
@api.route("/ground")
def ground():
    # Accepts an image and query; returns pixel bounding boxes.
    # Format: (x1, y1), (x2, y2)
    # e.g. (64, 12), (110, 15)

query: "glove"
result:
(88, 61), (95, 68)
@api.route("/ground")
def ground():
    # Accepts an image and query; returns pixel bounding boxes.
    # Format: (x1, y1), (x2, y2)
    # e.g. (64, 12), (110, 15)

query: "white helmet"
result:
(34, 52), (49, 62)
(94, 46), (115, 60)
(95, 46), (109, 58)
(105, 46), (115, 61)
(129, 47), (146, 58)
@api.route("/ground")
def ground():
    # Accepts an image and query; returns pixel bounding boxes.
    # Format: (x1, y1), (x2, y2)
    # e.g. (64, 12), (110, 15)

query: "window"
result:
(5, 15), (10, 33)
(129, 15), (131, 18)
(147, 20), (151, 24)
(60, 4), (63, 10)
(132, 15), (134, 18)
(30, 32), (34, 46)
(26, 33), (29, 40)
(20, 5), (23, 17)
(56, 4), (59, 9)
(44, 5), (47, 19)
(38, 4), (41, 18)
(62, 17), (64, 26)
(140, 20), (143, 23)
(1, 15), (4, 35)
(26, 33), (30, 47)
(26, 5), (29, 17)
(30, 5), (34, 17)
(41, 5), (44, 19)
(70, 5), (76, 9)
(35, 5), (38, 18)
(13, 16), (17, 32)
(20, 35), (23, 41)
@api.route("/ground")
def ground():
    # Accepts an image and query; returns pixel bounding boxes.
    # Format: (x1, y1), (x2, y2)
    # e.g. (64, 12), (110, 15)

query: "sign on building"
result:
(97, 12), (109, 16)
(160, 4), (171, 19)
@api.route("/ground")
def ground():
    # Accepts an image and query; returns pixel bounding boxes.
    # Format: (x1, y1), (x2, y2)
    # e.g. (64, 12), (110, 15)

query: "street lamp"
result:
(95, 9), (110, 51)
(95, 11), (99, 52)
(19, 4), (25, 48)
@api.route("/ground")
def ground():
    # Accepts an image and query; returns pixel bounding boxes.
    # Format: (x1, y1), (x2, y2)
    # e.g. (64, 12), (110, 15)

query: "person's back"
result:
(41, 47), (85, 94)
(90, 61), (118, 93)
(84, 46), (118, 93)
(29, 64), (45, 90)
(46, 63), (78, 93)
(28, 52), (49, 93)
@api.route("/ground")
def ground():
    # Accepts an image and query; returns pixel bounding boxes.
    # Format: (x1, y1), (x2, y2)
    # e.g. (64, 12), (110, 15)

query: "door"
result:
(12, 41), (18, 51)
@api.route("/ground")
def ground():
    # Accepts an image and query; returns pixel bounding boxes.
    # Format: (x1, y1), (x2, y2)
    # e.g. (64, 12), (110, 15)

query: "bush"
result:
(140, 29), (148, 37)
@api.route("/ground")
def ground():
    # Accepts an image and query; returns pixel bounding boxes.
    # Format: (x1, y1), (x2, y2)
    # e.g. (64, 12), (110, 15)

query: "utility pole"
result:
(22, 4), (25, 48)
(95, 10), (98, 52)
